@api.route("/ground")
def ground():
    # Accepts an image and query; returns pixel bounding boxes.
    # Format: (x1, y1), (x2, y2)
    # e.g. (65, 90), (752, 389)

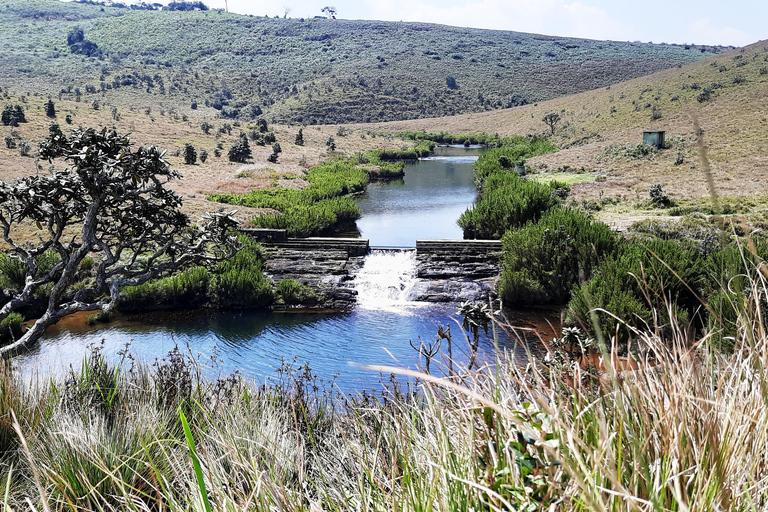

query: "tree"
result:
(228, 134), (251, 163)
(446, 76), (458, 90)
(257, 118), (268, 133)
(326, 136), (336, 152)
(45, 99), (56, 118)
(1, 104), (26, 126)
(200, 121), (213, 135)
(294, 128), (304, 146)
(183, 143), (197, 165)
(542, 112), (561, 135)
(283, 6), (291, 18)
(199, 149), (208, 163)
(0, 127), (239, 355)
(321, 5), (337, 18)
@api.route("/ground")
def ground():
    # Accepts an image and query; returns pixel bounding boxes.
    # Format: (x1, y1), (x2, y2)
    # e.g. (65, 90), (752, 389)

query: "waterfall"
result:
(352, 249), (418, 310)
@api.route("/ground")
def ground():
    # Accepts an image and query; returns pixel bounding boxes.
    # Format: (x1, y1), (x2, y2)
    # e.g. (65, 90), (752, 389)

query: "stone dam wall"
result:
(240, 229), (502, 309)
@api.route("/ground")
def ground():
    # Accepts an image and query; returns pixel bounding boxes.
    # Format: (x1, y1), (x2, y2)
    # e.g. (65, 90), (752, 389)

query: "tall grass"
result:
(6, 263), (768, 510)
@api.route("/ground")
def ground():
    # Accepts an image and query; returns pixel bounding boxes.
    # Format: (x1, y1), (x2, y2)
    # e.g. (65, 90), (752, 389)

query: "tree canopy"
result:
(0, 127), (239, 355)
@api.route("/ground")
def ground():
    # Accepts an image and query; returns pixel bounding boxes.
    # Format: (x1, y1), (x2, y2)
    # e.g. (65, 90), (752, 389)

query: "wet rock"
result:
(407, 278), (496, 303)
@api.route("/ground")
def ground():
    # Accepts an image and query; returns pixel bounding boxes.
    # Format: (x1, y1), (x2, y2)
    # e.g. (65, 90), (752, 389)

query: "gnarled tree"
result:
(0, 127), (239, 356)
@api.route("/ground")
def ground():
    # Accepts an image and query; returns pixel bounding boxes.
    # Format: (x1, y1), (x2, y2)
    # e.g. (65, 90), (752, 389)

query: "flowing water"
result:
(14, 146), (556, 392)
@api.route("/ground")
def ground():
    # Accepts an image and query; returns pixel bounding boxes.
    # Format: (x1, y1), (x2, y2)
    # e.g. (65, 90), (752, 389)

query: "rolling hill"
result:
(0, 0), (723, 125)
(369, 40), (768, 227)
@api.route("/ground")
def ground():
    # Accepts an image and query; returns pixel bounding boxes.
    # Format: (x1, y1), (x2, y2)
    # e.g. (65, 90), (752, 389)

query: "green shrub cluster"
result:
(395, 132), (558, 152)
(458, 169), (562, 239)
(0, 312), (23, 345)
(119, 237), (273, 312)
(500, 208), (617, 306)
(567, 239), (707, 342)
(366, 140), (436, 161)
(208, 161), (367, 237)
(276, 279), (317, 306)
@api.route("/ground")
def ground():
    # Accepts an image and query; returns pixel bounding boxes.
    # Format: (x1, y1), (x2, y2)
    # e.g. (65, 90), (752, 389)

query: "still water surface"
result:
(353, 145), (480, 247)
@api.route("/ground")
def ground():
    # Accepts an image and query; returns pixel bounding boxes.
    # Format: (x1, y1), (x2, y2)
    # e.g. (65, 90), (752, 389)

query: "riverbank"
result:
(2, 304), (768, 509)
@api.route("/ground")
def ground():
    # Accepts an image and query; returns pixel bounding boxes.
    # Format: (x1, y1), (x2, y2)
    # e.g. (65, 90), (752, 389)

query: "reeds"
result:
(3, 287), (768, 510)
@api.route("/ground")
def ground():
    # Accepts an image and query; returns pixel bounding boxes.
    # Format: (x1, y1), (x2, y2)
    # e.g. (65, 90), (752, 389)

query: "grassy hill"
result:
(0, 0), (722, 125)
(369, 41), (768, 228)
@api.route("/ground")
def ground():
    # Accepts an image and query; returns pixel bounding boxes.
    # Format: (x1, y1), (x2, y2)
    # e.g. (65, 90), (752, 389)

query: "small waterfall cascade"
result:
(352, 249), (418, 310)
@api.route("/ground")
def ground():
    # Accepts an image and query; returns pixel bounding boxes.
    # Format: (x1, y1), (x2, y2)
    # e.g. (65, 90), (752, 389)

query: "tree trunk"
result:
(0, 311), (57, 358)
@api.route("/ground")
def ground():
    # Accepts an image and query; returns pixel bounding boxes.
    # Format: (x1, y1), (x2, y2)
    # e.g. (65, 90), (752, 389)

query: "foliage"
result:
(294, 128), (304, 146)
(0, 312), (23, 345)
(0, 127), (239, 353)
(500, 208), (618, 306)
(1, 104), (26, 126)
(227, 136), (251, 163)
(228, 134), (251, 163)
(45, 99), (56, 118)
(567, 238), (706, 340)
(120, 236), (273, 311)
(648, 183), (672, 207)
(542, 112), (561, 134)
(209, 161), (366, 237)
(276, 278), (317, 306)
(0, 1), (716, 125)
(182, 143), (197, 165)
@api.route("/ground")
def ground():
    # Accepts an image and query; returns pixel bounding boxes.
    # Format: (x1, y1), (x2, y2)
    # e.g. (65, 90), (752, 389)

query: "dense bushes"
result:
(1, 104), (26, 126)
(458, 171), (562, 239)
(209, 161), (367, 237)
(367, 140), (436, 161)
(567, 239), (707, 341)
(500, 208), (617, 306)
(119, 237), (273, 312)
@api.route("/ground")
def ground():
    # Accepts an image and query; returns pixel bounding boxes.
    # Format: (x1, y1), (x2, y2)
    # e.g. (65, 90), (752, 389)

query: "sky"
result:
(166, 0), (763, 47)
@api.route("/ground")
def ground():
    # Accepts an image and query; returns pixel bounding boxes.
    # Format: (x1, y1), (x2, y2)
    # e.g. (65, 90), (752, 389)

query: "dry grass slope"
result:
(366, 41), (768, 228)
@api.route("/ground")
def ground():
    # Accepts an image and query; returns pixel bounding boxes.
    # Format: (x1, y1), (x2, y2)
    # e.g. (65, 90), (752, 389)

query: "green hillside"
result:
(0, 0), (723, 124)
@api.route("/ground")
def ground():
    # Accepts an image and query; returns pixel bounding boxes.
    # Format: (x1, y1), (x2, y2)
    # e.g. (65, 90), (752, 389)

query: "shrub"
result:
(0, 313), (23, 345)
(45, 99), (56, 118)
(295, 128), (304, 146)
(276, 279), (317, 306)
(1, 104), (26, 126)
(209, 161), (366, 236)
(458, 172), (560, 239)
(326, 136), (336, 152)
(199, 149), (208, 163)
(567, 239), (706, 341)
(446, 76), (458, 89)
(18, 141), (31, 157)
(4, 135), (16, 149)
(182, 143), (197, 165)
(649, 183), (672, 207)
(499, 208), (617, 306)
(200, 121), (213, 134)
(228, 135), (251, 163)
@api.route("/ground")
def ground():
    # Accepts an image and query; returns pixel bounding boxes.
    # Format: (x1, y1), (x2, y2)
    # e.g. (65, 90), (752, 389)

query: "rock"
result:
(407, 279), (496, 303)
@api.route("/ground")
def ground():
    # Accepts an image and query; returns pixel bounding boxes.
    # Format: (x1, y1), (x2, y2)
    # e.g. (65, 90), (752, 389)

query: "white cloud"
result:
(687, 18), (754, 47)
(362, 0), (639, 40)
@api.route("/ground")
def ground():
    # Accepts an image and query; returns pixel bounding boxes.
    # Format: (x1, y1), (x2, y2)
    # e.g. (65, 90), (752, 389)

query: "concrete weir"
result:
(241, 229), (502, 308)
(410, 239), (503, 303)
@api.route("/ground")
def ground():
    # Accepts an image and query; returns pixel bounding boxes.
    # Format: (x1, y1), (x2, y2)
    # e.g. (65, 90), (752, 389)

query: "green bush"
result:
(276, 279), (317, 306)
(0, 312), (23, 345)
(209, 161), (366, 237)
(1, 104), (26, 126)
(458, 172), (561, 239)
(567, 239), (706, 341)
(120, 237), (273, 312)
(500, 208), (617, 306)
